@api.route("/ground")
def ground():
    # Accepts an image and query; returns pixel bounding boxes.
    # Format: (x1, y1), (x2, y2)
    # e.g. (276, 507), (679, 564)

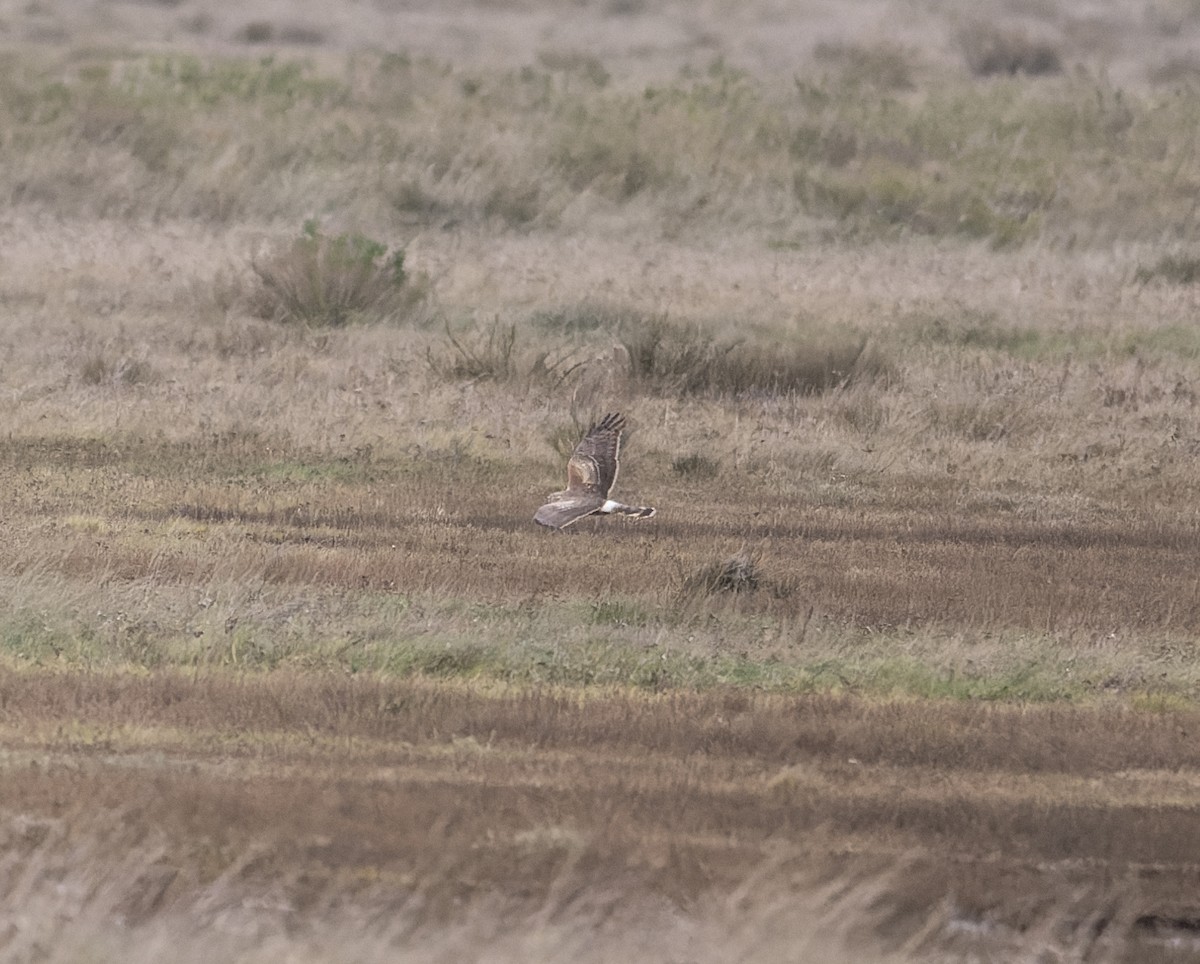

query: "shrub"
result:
(249, 220), (413, 326)
(536, 50), (610, 87)
(551, 103), (671, 200)
(672, 453), (720, 479)
(1134, 253), (1200, 285)
(426, 316), (587, 386)
(619, 315), (880, 397)
(620, 317), (727, 392)
(681, 551), (762, 597)
(481, 178), (544, 227)
(236, 22), (274, 44)
(812, 41), (918, 90)
(959, 22), (1063, 77)
(532, 302), (637, 335)
(80, 353), (156, 387)
(427, 317), (519, 381)
(277, 25), (326, 46)
(794, 165), (1044, 247)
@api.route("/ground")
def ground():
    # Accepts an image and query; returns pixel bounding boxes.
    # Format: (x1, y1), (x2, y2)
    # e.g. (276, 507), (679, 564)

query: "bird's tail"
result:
(600, 501), (656, 519)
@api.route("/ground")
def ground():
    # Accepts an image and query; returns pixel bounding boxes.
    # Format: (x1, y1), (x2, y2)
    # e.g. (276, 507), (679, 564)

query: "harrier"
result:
(534, 412), (656, 530)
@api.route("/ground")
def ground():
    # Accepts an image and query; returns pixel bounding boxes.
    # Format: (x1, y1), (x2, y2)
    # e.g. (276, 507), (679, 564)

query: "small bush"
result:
(1134, 254), (1200, 285)
(959, 22), (1063, 77)
(427, 317), (593, 386)
(236, 21), (274, 44)
(180, 13), (212, 34)
(790, 123), (858, 167)
(672, 453), (720, 479)
(249, 221), (413, 327)
(552, 107), (670, 200)
(912, 309), (1048, 357)
(80, 354), (156, 387)
(536, 50), (610, 87)
(427, 317), (518, 381)
(924, 394), (1034, 443)
(682, 552), (762, 597)
(481, 178), (543, 227)
(620, 315), (880, 397)
(812, 41), (917, 90)
(390, 180), (457, 225)
(589, 599), (649, 626)
(532, 303), (634, 335)
(278, 25), (326, 46)
(620, 317), (725, 392)
(1149, 55), (1200, 86)
(794, 166), (1044, 247)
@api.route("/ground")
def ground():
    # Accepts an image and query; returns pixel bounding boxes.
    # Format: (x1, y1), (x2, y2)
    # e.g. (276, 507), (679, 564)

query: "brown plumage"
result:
(534, 413), (657, 530)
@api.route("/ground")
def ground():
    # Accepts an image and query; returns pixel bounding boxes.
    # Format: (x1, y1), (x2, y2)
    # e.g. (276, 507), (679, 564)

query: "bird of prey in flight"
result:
(534, 413), (656, 530)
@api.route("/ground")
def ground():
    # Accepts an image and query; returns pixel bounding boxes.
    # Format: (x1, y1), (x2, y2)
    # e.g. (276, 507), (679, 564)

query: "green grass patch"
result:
(242, 458), (375, 484)
(2, 593), (1196, 705)
(0, 610), (164, 669)
(856, 656), (1082, 702)
(132, 55), (349, 108)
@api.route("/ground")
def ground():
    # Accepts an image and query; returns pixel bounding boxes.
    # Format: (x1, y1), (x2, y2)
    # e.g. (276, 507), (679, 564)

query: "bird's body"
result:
(534, 413), (656, 530)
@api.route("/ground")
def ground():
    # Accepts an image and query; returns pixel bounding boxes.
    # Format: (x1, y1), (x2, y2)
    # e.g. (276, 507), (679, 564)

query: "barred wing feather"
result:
(534, 412), (654, 531)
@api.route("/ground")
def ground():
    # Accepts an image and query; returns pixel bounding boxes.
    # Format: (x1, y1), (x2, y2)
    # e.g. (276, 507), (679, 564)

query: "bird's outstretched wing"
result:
(536, 413), (645, 530)
(566, 412), (624, 497)
(534, 491), (606, 530)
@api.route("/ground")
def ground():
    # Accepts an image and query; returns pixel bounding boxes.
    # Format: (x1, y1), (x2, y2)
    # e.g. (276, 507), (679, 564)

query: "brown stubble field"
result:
(6, 0), (1200, 960)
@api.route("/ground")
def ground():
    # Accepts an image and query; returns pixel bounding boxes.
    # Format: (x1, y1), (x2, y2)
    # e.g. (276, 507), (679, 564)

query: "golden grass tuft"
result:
(248, 221), (418, 327)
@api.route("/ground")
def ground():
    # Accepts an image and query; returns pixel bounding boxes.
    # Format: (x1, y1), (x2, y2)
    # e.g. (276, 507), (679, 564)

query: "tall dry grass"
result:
(4, 12), (1200, 245)
(4, 3), (1200, 959)
(4, 233), (1200, 697)
(3, 672), (1200, 962)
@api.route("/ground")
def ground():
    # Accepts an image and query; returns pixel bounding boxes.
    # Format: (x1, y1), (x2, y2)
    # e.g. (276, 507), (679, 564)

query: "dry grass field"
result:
(5, 0), (1200, 959)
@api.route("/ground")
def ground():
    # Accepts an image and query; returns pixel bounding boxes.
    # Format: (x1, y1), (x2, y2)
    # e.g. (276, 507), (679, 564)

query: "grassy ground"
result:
(6, 671), (1200, 962)
(5, 0), (1200, 959)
